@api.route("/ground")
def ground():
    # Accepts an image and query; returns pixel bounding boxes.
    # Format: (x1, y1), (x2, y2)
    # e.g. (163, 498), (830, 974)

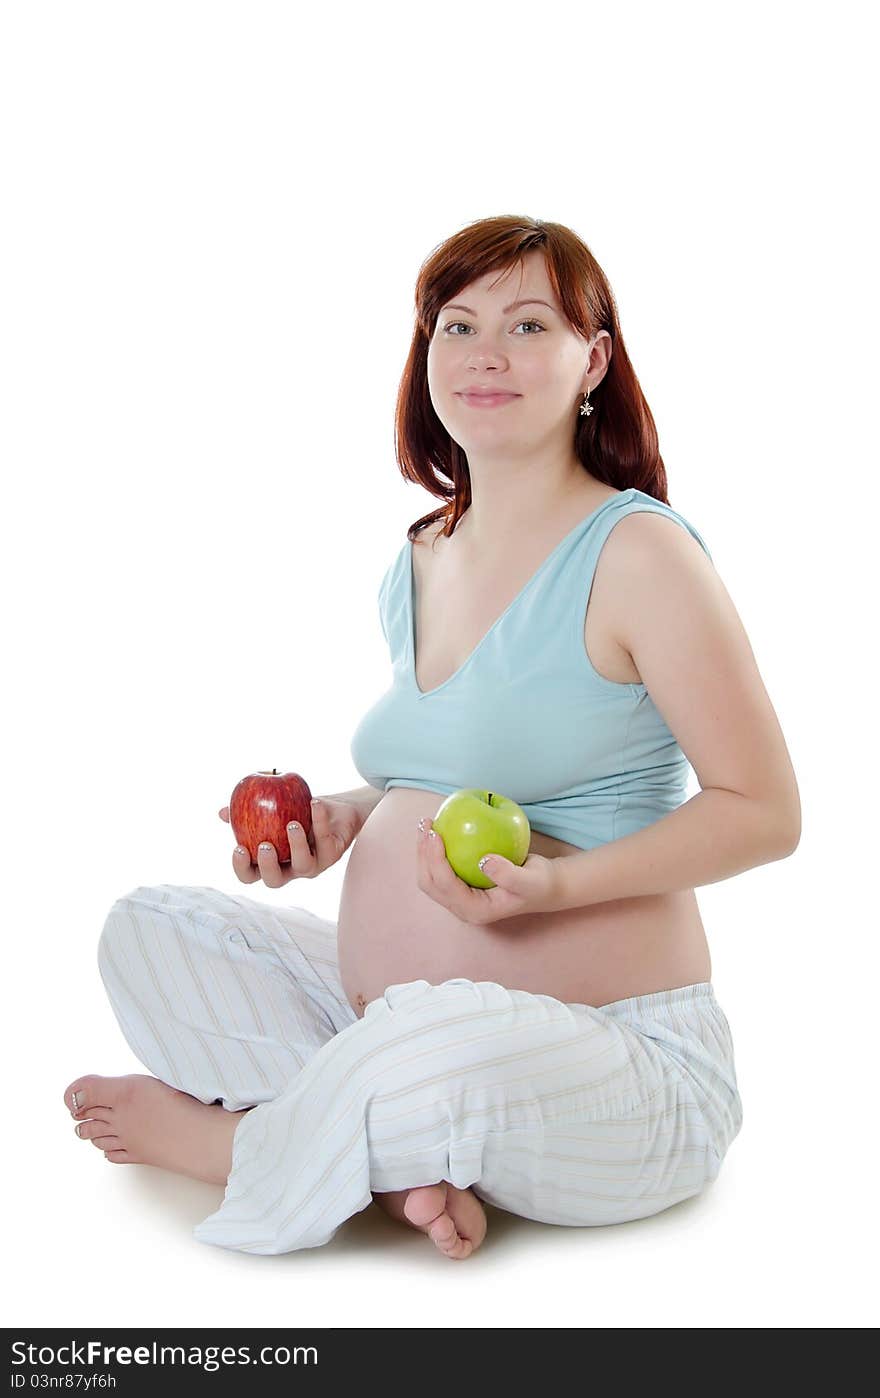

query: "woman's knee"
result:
(356, 978), (550, 1097)
(97, 883), (197, 969)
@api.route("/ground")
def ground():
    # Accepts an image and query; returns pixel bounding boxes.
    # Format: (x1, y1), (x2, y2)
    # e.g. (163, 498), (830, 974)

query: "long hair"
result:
(394, 214), (670, 544)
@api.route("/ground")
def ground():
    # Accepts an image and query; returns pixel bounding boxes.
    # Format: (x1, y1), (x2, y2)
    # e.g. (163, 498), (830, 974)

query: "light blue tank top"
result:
(350, 487), (713, 850)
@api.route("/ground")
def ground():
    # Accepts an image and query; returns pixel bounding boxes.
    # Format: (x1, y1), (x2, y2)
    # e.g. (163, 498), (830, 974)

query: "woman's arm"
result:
(548, 788), (798, 910)
(318, 784), (386, 832)
(544, 511), (803, 910)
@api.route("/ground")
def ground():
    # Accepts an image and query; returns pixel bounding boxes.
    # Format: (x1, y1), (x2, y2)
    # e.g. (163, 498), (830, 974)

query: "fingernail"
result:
(259, 843), (272, 852)
(288, 822), (300, 833)
(235, 845), (247, 856)
(417, 818), (427, 834)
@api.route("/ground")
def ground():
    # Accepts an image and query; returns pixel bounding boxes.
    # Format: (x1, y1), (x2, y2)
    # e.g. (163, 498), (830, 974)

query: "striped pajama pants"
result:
(96, 883), (743, 1255)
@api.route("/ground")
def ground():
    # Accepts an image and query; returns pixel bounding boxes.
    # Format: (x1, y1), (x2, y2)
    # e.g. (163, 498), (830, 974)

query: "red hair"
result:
(394, 214), (671, 544)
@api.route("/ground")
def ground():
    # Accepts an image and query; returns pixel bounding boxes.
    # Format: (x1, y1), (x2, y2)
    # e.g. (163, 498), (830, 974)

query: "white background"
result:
(3, 0), (876, 1331)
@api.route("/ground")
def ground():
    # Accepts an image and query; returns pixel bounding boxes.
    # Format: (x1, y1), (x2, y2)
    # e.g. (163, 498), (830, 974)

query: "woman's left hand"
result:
(416, 819), (562, 925)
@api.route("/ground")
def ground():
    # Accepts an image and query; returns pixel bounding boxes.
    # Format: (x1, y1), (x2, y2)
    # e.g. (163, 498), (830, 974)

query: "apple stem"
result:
(488, 792), (493, 805)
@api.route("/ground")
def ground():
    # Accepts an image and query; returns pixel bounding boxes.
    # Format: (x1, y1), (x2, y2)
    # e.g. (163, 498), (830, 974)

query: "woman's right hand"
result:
(218, 798), (363, 888)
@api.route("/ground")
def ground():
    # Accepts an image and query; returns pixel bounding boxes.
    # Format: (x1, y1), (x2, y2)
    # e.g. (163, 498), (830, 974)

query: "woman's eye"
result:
(442, 319), (545, 336)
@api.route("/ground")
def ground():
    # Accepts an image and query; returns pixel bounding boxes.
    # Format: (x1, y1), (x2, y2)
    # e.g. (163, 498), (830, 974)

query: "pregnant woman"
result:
(64, 216), (801, 1260)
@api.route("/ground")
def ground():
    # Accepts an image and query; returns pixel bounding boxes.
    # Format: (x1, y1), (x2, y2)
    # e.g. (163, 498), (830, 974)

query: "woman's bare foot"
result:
(66, 1076), (488, 1257)
(372, 1182), (487, 1260)
(63, 1074), (248, 1186)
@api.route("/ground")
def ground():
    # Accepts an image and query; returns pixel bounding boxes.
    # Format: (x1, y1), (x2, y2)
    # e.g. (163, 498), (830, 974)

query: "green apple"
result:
(431, 788), (531, 889)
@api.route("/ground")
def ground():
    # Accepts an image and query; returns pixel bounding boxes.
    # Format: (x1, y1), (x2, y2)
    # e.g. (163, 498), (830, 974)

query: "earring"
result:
(579, 388), (593, 417)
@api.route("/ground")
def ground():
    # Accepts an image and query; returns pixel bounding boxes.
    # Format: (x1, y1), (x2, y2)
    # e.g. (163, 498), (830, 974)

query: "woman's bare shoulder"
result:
(412, 518), (449, 553)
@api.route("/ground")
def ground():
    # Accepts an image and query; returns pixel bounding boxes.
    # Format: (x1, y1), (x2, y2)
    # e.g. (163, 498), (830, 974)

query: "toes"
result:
(74, 1119), (112, 1143)
(401, 1186), (477, 1260)
(64, 1077), (89, 1114)
(403, 1184), (448, 1228)
(67, 1083), (137, 1165)
(72, 1118), (124, 1155)
(448, 1187), (489, 1249)
(439, 1232), (473, 1260)
(64, 1084), (80, 1115)
(91, 1136), (123, 1153)
(427, 1212), (473, 1258)
(428, 1212), (458, 1248)
(64, 1075), (111, 1119)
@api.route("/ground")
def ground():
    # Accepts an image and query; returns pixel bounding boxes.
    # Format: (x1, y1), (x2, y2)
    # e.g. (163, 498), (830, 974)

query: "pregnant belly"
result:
(336, 787), (711, 1017)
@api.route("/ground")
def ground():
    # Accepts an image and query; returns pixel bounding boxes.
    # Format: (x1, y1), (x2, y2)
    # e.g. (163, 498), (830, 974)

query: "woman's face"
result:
(426, 250), (604, 462)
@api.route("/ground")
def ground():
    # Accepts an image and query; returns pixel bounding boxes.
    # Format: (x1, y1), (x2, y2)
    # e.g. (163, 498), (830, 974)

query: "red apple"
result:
(229, 768), (313, 865)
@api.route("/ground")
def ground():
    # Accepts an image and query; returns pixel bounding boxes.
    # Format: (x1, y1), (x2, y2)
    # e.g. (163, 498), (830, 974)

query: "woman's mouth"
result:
(457, 393), (520, 409)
